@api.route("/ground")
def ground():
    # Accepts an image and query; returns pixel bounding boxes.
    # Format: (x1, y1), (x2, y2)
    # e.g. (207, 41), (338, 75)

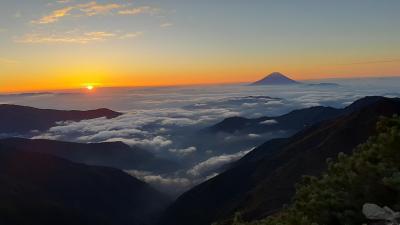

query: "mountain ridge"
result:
(0, 146), (170, 225)
(209, 96), (388, 135)
(251, 72), (299, 85)
(158, 96), (400, 225)
(0, 138), (179, 173)
(0, 104), (122, 135)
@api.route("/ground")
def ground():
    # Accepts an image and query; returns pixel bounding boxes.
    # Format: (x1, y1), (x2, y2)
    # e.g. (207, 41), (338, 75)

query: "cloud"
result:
(77, 2), (123, 16)
(260, 119), (278, 125)
(85, 31), (116, 39)
(32, 133), (62, 140)
(104, 136), (172, 150)
(264, 100), (284, 106)
(119, 32), (143, 39)
(33, 113), (174, 150)
(248, 133), (261, 138)
(160, 117), (197, 126)
(160, 22), (173, 28)
(7, 78), (400, 196)
(118, 6), (159, 15)
(15, 30), (141, 44)
(32, 6), (74, 24)
(169, 146), (197, 157)
(27, 95), (292, 160)
(126, 170), (192, 195)
(242, 102), (258, 108)
(32, 2), (161, 24)
(187, 150), (251, 177)
(223, 133), (262, 142)
(76, 129), (147, 142)
(127, 161), (237, 196)
(57, 0), (72, 3)
(143, 174), (191, 187)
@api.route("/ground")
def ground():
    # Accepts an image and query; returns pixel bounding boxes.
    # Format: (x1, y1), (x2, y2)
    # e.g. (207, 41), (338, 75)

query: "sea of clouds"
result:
(2, 77), (400, 196)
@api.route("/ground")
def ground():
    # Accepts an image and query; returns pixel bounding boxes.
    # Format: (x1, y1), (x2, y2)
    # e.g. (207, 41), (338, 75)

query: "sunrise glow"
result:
(0, 1), (400, 92)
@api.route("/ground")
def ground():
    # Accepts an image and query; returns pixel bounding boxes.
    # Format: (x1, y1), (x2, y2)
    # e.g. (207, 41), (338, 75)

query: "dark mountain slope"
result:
(0, 147), (170, 225)
(159, 97), (400, 225)
(251, 72), (299, 85)
(210, 106), (340, 134)
(0, 104), (122, 135)
(0, 138), (178, 172)
(209, 95), (389, 135)
(237, 98), (400, 220)
(238, 116), (400, 225)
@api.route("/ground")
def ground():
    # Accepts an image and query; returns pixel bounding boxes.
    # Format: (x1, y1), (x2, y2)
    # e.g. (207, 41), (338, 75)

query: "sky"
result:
(1, 0), (400, 92)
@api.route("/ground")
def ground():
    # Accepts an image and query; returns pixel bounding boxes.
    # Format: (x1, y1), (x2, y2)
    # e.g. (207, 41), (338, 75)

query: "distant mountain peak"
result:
(251, 72), (299, 85)
(269, 72), (287, 77)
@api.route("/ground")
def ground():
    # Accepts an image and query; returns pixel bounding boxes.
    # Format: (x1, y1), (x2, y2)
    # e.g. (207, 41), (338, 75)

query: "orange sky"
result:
(1, 1), (400, 92)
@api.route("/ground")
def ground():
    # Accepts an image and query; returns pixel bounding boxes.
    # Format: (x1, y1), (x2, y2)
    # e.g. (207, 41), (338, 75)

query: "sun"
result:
(86, 85), (94, 91)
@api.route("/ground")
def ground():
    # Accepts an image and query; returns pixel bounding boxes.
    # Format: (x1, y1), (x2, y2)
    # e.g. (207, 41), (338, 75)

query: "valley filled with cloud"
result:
(2, 77), (400, 196)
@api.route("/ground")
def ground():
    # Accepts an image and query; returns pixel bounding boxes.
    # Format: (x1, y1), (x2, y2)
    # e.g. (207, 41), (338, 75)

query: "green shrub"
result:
(232, 115), (400, 225)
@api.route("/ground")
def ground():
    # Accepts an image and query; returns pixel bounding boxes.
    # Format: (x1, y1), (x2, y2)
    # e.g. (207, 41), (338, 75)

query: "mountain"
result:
(238, 116), (400, 225)
(0, 138), (178, 172)
(209, 96), (387, 135)
(158, 97), (400, 225)
(251, 72), (299, 85)
(209, 106), (341, 134)
(0, 146), (170, 225)
(0, 104), (122, 135)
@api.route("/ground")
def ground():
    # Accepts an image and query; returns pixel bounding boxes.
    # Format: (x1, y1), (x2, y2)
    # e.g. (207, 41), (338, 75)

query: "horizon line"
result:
(1, 74), (400, 94)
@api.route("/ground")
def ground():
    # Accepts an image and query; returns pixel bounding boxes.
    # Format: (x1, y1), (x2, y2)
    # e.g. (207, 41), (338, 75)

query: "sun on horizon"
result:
(86, 85), (94, 91)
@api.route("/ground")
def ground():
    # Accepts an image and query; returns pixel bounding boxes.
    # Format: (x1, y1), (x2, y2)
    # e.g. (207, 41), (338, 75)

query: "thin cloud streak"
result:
(118, 6), (160, 16)
(32, 2), (161, 24)
(119, 32), (143, 40)
(160, 22), (173, 28)
(340, 59), (400, 66)
(78, 2), (123, 16)
(14, 30), (141, 44)
(32, 7), (73, 24)
(57, 0), (72, 3)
